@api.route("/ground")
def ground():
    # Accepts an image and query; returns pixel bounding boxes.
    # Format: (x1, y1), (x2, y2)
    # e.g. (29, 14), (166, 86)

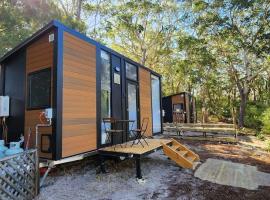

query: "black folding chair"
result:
(131, 118), (149, 147)
(103, 117), (124, 149)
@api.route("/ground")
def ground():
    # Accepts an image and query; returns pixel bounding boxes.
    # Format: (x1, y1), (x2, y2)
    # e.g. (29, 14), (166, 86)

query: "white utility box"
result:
(45, 108), (53, 120)
(0, 96), (10, 117)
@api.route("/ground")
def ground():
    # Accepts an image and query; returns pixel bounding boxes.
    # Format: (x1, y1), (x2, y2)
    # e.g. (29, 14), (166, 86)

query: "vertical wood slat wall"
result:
(171, 95), (185, 105)
(139, 68), (153, 136)
(62, 32), (97, 158)
(25, 31), (55, 159)
(171, 95), (185, 123)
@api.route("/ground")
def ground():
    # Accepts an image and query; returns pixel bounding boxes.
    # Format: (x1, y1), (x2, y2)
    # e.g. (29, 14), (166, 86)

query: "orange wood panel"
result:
(171, 94), (185, 105)
(62, 32), (97, 158)
(25, 30), (55, 159)
(139, 68), (153, 136)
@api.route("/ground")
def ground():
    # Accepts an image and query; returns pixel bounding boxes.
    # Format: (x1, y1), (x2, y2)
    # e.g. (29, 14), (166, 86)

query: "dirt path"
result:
(37, 138), (270, 200)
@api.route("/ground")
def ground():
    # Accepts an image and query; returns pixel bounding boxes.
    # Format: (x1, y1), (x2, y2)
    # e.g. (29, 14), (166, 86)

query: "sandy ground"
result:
(37, 137), (270, 200)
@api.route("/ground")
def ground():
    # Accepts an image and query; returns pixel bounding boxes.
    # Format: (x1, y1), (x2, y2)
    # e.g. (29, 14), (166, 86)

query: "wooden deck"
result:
(99, 138), (172, 155)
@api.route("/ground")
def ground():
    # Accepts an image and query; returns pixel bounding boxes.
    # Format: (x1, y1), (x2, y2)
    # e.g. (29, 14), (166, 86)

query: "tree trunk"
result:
(238, 91), (248, 128)
(76, 0), (83, 20)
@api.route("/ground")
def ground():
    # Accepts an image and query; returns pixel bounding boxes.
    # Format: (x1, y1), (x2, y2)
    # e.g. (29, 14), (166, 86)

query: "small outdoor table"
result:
(114, 119), (135, 144)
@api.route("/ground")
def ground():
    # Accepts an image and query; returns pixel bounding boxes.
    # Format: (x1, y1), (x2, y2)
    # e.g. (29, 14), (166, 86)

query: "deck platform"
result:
(99, 138), (172, 156)
(98, 138), (172, 179)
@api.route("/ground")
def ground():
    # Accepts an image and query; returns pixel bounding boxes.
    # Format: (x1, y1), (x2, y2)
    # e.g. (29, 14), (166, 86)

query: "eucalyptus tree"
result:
(97, 0), (181, 71)
(0, 0), (86, 57)
(186, 0), (270, 127)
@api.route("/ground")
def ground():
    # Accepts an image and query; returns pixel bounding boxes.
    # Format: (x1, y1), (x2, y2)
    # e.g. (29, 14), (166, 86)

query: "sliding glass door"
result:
(151, 75), (161, 133)
(126, 62), (139, 139)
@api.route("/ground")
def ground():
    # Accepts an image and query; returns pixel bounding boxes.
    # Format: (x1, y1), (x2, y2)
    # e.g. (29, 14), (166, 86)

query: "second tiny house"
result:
(162, 92), (196, 124)
(0, 20), (163, 161)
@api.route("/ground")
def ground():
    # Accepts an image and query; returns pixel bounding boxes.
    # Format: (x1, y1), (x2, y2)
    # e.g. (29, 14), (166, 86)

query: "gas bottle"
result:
(5, 142), (24, 156)
(0, 140), (8, 158)
(0, 152), (5, 158)
(0, 140), (8, 152)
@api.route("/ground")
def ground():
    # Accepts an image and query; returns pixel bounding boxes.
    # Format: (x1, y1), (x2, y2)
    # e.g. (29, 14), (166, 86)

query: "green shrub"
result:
(261, 108), (270, 135)
(244, 102), (266, 130)
(266, 140), (270, 152)
(256, 132), (266, 141)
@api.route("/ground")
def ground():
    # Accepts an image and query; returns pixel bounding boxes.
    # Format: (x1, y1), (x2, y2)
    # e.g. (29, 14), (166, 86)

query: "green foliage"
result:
(243, 102), (266, 129)
(266, 140), (270, 152)
(0, 0), (270, 131)
(255, 132), (266, 141)
(265, 140), (270, 152)
(260, 108), (270, 135)
(0, 0), (86, 57)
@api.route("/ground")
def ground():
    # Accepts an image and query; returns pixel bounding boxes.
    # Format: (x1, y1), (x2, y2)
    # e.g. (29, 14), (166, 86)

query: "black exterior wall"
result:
(162, 96), (172, 123)
(53, 27), (62, 160)
(0, 50), (26, 142)
(111, 54), (123, 144)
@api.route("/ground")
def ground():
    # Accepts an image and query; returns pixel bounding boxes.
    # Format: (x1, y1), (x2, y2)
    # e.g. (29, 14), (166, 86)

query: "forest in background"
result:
(0, 0), (270, 134)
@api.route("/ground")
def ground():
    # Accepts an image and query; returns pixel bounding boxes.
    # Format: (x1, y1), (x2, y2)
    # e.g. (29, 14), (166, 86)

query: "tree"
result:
(186, 0), (270, 127)
(83, 0), (112, 41)
(0, 0), (87, 57)
(96, 0), (181, 72)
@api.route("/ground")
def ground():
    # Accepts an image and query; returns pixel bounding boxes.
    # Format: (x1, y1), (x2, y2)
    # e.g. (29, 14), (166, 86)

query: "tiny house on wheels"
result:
(162, 92), (196, 123)
(0, 20), (162, 161)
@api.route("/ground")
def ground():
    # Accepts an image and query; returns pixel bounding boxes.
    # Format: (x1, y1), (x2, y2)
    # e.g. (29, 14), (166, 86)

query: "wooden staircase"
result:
(162, 139), (200, 169)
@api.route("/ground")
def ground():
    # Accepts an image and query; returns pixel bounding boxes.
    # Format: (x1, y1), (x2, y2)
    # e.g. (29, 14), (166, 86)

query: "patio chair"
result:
(103, 117), (124, 149)
(131, 118), (149, 147)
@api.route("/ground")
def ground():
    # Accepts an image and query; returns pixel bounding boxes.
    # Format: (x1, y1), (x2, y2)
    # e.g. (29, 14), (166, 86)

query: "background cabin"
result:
(162, 92), (196, 123)
(0, 20), (163, 161)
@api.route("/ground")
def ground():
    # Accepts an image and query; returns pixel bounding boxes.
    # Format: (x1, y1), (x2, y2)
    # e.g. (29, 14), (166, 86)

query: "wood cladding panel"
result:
(25, 31), (55, 159)
(62, 32), (97, 158)
(139, 68), (153, 136)
(171, 95), (185, 105)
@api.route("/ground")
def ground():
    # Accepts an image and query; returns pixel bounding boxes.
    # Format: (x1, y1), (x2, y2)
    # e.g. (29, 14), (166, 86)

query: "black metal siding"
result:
(1, 50), (26, 142)
(162, 96), (172, 123)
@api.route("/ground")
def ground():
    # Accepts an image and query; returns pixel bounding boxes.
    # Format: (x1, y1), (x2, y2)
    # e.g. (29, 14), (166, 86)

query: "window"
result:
(126, 62), (137, 81)
(173, 103), (184, 112)
(101, 50), (111, 144)
(27, 68), (51, 109)
(151, 74), (161, 133)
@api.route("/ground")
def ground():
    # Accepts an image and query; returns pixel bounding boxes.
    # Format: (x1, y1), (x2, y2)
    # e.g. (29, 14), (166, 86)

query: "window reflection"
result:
(101, 51), (111, 144)
(151, 75), (161, 133)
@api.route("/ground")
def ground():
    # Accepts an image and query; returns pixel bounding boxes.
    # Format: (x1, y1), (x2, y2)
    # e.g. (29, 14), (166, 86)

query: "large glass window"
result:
(27, 68), (51, 109)
(101, 51), (111, 144)
(173, 103), (184, 112)
(126, 62), (137, 81)
(151, 74), (161, 133)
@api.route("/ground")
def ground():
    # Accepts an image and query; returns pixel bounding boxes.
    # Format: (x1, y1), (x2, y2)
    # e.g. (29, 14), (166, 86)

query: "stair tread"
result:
(178, 150), (188, 156)
(171, 145), (181, 151)
(186, 155), (196, 162)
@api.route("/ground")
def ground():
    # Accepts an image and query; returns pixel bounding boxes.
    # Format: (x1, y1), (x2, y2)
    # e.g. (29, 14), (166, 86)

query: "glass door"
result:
(126, 81), (139, 139)
(100, 50), (111, 145)
(151, 74), (161, 133)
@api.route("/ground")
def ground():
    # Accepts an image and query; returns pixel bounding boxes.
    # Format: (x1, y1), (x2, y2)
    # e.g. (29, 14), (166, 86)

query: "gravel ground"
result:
(37, 151), (182, 200)
(37, 138), (270, 200)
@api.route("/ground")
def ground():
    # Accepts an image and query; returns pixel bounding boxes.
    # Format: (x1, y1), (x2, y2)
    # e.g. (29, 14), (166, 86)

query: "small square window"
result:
(126, 62), (137, 81)
(27, 68), (51, 109)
